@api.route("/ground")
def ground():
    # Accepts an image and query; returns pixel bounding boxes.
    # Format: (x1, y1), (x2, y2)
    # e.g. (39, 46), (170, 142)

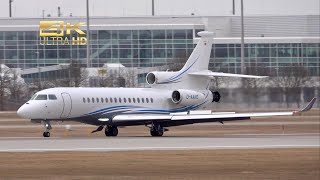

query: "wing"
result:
(111, 97), (316, 127)
(189, 70), (268, 78)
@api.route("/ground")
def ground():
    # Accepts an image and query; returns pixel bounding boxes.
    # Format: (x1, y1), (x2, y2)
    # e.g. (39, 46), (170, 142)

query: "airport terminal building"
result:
(0, 15), (319, 84)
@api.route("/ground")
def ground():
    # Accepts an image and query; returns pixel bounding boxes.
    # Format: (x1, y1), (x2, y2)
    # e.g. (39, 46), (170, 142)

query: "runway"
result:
(0, 134), (318, 152)
(0, 121), (319, 128)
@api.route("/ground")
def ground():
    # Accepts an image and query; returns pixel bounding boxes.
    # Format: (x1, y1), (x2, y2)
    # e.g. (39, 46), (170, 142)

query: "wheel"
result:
(110, 126), (118, 136)
(150, 128), (164, 137)
(157, 129), (164, 136)
(105, 126), (118, 136)
(150, 130), (157, 136)
(43, 131), (50, 137)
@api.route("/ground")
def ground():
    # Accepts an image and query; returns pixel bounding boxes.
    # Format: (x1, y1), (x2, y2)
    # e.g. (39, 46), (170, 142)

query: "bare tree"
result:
(99, 74), (114, 87)
(68, 59), (82, 87)
(168, 55), (187, 71)
(0, 64), (12, 110)
(120, 67), (137, 87)
(60, 60), (88, 87)
(271, 65), (310, 108)
(240, 65), (269, 107)
(8, 70), (28, 103)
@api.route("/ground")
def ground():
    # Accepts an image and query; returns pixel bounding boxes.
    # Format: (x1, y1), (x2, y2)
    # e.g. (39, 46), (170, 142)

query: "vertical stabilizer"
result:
(180, 31), (214, 73)
(149, 31), (214, 90)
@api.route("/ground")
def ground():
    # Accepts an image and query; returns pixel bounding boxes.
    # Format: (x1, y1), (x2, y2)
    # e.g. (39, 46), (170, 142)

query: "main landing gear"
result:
(150, 124), (164, 137)
(105, 126), (119, 136)
(42, 120), (52, 137)
(91, 125), (119, 136)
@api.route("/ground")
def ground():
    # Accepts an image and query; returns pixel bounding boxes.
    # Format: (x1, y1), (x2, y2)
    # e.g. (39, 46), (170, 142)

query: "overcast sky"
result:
(0, 0), (319, 18)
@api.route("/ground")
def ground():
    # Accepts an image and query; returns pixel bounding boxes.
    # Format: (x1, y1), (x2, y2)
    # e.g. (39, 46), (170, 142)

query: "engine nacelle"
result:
(171, 89), (206, 106)
(146, 71), (178, 85)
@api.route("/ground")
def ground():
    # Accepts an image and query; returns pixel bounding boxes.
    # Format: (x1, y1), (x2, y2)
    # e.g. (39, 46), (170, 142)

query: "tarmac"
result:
(0, 134), (318, 152)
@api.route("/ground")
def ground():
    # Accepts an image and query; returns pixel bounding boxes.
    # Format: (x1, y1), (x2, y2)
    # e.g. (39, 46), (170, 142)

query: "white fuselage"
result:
(17, 87), (213, 125)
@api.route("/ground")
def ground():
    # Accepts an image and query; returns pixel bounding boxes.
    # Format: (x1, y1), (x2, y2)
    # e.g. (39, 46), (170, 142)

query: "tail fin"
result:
(151, 31), (214, 90)
(180, 31), (214, 73)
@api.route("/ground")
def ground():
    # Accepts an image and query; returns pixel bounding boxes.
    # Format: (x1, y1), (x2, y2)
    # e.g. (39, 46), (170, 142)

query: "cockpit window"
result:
(30, 94), (37, 100)
(35, 94), (47, 100)
(48, 94), (57, 100)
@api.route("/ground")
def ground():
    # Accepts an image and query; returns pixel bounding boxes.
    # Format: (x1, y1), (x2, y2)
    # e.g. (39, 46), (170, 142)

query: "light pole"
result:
(232, 0), (235, 15)
(240, 0), (245, 74)
(35, 51), (41, 90)
(152, 0), (155, 16)
(86, 0), (90, 68)
(9, 0), (13, 17)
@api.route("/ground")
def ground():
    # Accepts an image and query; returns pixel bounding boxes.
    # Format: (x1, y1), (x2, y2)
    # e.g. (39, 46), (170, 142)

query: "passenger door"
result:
(60, 92), (72, 118)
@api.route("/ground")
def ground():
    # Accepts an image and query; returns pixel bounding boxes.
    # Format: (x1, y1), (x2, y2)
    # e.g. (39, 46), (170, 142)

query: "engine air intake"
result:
(146, 72), (156, 85)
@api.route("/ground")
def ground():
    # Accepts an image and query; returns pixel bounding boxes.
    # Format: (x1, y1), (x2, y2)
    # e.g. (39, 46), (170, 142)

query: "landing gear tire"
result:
(43, 131), (50, 137)
(150, 124), (164, 137)
(105, 126), (118, 137)
(150, 130), (163, 137)
(42, 120), (52, 137)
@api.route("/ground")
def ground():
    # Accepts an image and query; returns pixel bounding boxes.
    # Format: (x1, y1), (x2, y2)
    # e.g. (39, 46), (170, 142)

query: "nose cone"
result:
(17, 105), (27, 118)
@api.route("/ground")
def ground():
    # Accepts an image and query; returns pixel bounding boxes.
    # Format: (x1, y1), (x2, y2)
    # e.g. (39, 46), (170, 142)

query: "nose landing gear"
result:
(43, 131), (50, 137)
(42, 120), (52, 137)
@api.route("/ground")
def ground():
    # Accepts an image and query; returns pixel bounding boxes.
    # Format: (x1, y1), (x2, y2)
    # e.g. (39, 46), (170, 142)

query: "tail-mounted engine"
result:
(146, 71), (177, 85)
(171, 89), (206, 106)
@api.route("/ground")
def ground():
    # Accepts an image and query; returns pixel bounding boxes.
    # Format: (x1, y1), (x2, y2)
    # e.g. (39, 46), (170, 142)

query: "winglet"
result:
(300, 97), (317, 112)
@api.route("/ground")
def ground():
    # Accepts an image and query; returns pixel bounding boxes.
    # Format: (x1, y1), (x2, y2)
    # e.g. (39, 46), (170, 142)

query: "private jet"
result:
(17, 31), (316, 137)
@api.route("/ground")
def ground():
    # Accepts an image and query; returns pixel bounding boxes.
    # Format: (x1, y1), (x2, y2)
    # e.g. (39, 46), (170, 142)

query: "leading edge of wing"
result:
(112, 112), (292, 122)
(189, 70), (268, 79)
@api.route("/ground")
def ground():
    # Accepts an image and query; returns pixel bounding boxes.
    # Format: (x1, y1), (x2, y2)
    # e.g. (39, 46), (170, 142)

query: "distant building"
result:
(0, 15), (319, 84)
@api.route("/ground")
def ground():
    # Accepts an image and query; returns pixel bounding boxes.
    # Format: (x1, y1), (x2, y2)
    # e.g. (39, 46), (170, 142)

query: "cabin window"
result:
(101, 98), (104, 103)
(110, 98), (113, 103)
(92, 97), (95, 103)
(124, 98), (127, 103)
(48, 94), (57, 100)
(151, 98), (154, 103)
(83, 98), (86, 103)
(128, 98), (131, 103)
(146, 98), (149, 103)
(35, 94), (47, 100)
(87, 97), (90, 103)
(114, 98), (117, 103)
(133, 98), (136, 103)
(105, 98), (108, 103)
(30, 94), (37, 100)
(141, 98), (145, 103)
(96, 98), (99, 103)
(119, 98), (122, 103)
(137, 98), (140, 103)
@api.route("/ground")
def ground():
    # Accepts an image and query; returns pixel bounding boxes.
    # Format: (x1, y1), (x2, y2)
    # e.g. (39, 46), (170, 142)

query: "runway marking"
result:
(0, 119), (29, 122)
(0, 145), (318, 152)
(0, 137), (60, 139)
(226, 133), (320, 136)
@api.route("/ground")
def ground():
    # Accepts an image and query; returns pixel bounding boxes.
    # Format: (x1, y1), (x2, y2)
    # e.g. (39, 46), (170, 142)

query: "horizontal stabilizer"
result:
(189, 70), (268, 79)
